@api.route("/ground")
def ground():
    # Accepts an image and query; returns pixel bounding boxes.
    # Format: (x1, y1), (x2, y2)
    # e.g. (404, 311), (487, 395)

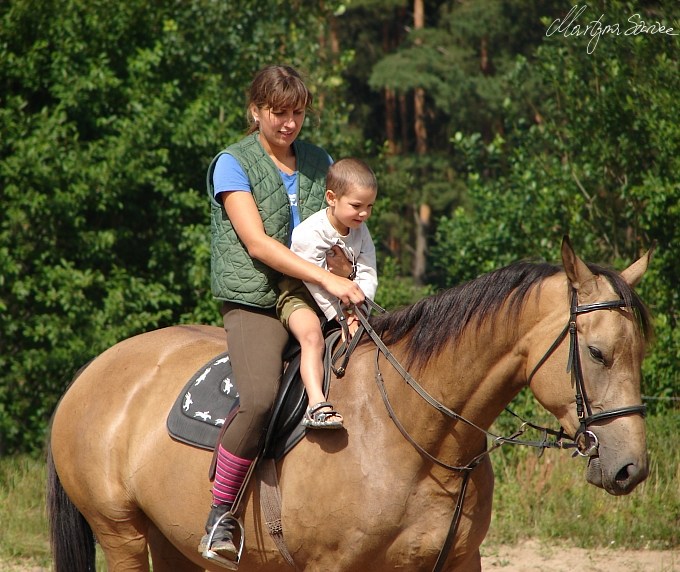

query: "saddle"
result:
(166, 327), (342, 460)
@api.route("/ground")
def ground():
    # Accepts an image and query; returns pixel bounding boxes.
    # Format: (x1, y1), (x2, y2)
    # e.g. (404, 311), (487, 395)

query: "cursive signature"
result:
(546, 4), (678, 54)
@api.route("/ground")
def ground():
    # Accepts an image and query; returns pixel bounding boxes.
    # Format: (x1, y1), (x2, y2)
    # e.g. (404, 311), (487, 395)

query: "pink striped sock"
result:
(212, 445), (253, 506)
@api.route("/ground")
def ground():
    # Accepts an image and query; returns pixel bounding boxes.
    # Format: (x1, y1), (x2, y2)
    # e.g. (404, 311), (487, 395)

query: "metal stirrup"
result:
(202, 455), (259, 568)
(202, 514), (245, 570)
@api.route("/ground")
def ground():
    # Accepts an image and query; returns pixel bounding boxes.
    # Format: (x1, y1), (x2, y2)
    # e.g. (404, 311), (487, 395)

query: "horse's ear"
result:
(620, 242), (655, 288)
(561, 235), (596, 296)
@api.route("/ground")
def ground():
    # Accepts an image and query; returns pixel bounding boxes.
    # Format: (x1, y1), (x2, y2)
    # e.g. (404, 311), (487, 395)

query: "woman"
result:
(199, 65), (364, 563)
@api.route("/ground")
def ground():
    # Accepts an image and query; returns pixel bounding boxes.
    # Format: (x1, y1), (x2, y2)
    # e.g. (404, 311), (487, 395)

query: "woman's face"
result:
(251, 104), (305, 153)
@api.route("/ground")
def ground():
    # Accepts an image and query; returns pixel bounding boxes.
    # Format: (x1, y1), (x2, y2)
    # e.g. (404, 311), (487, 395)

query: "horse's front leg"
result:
(445, 549), (482, 572)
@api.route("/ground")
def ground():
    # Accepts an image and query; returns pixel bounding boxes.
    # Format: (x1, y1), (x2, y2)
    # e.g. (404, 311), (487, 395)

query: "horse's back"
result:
(50, 325), (225, 517)
(53, 324), (225, 424)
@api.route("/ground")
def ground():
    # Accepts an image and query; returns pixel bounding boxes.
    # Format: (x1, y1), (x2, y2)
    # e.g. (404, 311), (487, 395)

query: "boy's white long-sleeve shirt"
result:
(290, 208), (378, 320)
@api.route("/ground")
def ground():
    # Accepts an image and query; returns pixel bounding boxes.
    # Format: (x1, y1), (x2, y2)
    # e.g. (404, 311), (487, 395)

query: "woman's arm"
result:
(222, 191), (365, 305)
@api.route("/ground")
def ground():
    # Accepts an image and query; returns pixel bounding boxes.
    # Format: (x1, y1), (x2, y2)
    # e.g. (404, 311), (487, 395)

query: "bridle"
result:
(526, 287), (646, 457)
(334, 289), (646, 460)
(330, 289), (646, 571)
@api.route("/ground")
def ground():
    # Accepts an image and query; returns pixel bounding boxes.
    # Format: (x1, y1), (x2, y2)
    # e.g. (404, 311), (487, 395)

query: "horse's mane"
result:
(369, 260), (652, 371)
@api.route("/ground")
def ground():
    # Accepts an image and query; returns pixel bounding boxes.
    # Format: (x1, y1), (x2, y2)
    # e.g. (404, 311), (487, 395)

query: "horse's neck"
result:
(389, 290), (559, 458)
(436, 324), (526, 422)
(373, 328), (520, 470)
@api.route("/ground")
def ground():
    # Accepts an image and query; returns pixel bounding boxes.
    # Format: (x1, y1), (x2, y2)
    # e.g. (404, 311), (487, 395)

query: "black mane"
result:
(369, 260), (652, 371)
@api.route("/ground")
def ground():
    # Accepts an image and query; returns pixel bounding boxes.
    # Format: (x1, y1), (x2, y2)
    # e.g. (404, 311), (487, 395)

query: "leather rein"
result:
(331, 288), (646, 571)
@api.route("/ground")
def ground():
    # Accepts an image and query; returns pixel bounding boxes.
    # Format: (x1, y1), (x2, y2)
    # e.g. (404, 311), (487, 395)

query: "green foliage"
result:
(375, 256), (434, 310)
(0, 0), (351, 453)
(0, 455), (49, 564)
(430, 1), (679, 410)
(345, 1), (567, 277)
(0, 453), (109, 568)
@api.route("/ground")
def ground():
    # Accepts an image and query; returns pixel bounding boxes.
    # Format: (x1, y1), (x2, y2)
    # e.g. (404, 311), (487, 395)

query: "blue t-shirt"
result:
(212, 153), (301, 230)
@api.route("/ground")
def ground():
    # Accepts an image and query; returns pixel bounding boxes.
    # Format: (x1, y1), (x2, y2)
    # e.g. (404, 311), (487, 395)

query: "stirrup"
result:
(202, 510), (245, 570)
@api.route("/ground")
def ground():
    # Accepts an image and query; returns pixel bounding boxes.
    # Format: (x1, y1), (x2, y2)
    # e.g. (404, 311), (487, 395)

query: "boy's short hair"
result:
(326, 158), (377, 197)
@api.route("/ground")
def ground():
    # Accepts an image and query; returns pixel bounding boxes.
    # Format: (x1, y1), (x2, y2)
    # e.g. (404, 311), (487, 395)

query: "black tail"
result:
(46, 442), (96, 572)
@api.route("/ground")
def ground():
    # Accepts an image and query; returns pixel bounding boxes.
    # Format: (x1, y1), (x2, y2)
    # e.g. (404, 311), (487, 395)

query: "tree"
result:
(430, 0), (679, 410)
(343, 0), (564, 281)
(0, 0), (352, 453)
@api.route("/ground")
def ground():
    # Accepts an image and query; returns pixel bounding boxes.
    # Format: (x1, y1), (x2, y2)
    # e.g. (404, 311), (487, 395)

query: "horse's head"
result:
(528, 236), (653, 496)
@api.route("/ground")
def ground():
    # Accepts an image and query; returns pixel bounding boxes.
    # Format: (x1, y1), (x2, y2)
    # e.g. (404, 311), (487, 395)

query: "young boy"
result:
(277, 158), (378, 429)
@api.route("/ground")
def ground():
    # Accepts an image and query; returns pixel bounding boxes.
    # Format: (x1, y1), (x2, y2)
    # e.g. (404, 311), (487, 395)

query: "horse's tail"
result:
(46, 439), (96, 571)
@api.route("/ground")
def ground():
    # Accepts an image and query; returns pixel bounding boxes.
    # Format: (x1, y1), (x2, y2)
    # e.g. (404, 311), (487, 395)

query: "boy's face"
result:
(326, 185), (377, 231)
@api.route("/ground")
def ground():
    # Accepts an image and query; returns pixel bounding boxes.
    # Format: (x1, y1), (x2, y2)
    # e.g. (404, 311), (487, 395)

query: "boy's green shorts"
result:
(276, 276), (322, 330)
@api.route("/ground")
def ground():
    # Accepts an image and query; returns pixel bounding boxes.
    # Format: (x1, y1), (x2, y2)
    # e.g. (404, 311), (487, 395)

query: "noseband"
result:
(527, 288), (646, 456)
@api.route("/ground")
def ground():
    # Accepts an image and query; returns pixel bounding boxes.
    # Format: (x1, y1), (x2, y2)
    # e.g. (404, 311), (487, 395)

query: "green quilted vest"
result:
(207, 132), (329, 308)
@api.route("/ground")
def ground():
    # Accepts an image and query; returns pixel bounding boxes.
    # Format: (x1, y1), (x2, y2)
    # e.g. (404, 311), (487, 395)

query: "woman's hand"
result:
(321, 246), (363, 305)
(320, 272), (365, 306)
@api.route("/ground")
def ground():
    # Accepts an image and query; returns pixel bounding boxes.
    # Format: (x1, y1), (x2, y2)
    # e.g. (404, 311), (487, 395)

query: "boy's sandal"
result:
(302, 402), (344, 429)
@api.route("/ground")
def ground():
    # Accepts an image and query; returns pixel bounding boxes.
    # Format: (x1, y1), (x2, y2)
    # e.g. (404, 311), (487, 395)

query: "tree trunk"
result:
(412, 0), (429, 284)
(383, 19), (398, 156)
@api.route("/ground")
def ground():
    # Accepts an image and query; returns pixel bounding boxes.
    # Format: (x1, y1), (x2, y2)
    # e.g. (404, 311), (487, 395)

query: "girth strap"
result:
(432, 469), (473, 572)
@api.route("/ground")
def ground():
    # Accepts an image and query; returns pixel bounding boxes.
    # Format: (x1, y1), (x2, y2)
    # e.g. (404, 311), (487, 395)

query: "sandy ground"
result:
(2, 541), (678, 571)
(480, 539), (679, 571)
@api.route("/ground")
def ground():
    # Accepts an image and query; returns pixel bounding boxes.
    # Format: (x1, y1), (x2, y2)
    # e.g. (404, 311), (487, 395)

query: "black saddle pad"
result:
(167, 330), (341, 460)
(166, 352), (239, 451)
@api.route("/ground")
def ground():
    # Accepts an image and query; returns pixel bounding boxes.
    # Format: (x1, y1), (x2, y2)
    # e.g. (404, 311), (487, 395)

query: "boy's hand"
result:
(343, 313), (359, 340)
(326, 245), (354, 278)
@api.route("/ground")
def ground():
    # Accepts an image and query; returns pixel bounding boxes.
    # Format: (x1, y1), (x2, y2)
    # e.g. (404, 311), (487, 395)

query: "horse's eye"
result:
(588, 346), (605, 363)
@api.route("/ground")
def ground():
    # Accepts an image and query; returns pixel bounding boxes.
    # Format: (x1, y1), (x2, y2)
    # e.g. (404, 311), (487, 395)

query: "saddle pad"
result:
(165, 346), (311, 459)
(166, 329), (342, 459)
(166, 353), (239, 451)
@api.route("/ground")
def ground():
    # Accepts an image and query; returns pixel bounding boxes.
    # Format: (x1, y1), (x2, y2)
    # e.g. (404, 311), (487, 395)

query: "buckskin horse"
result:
(47, 237), (653, 571)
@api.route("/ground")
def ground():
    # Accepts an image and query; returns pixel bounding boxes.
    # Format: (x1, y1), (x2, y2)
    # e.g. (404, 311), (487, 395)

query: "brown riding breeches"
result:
(218, 302), (290, 459)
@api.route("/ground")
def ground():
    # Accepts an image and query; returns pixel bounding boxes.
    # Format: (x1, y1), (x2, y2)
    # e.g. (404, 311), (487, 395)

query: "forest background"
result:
(0, 0), (677, 460)
(1, 1), (678, 565)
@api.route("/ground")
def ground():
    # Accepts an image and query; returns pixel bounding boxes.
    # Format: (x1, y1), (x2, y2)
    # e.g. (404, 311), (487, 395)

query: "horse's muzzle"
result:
(586, 455), (649, 496)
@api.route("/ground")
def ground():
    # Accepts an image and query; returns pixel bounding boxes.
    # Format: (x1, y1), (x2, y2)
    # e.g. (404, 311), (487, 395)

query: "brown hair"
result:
(326, 158), (378, 197)
(245, 65), (314, 134)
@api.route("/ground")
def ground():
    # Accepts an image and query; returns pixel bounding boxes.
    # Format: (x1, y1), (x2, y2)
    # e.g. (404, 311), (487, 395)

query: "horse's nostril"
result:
(615, 464), (632, 484)
(615, 463), (645, 492)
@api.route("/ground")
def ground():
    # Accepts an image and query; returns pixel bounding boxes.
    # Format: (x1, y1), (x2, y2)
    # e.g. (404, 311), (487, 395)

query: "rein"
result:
(331, 288), (646, 570)
(334, 300), (576, 461)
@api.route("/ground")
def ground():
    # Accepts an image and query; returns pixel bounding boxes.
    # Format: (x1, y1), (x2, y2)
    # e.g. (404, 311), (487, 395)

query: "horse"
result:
(47, 237), (653, 572)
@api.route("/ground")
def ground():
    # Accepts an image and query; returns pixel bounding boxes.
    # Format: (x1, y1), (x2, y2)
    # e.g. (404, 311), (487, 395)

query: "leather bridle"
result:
(526, 288), (646, 456)
(330, 289), (646, 571)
